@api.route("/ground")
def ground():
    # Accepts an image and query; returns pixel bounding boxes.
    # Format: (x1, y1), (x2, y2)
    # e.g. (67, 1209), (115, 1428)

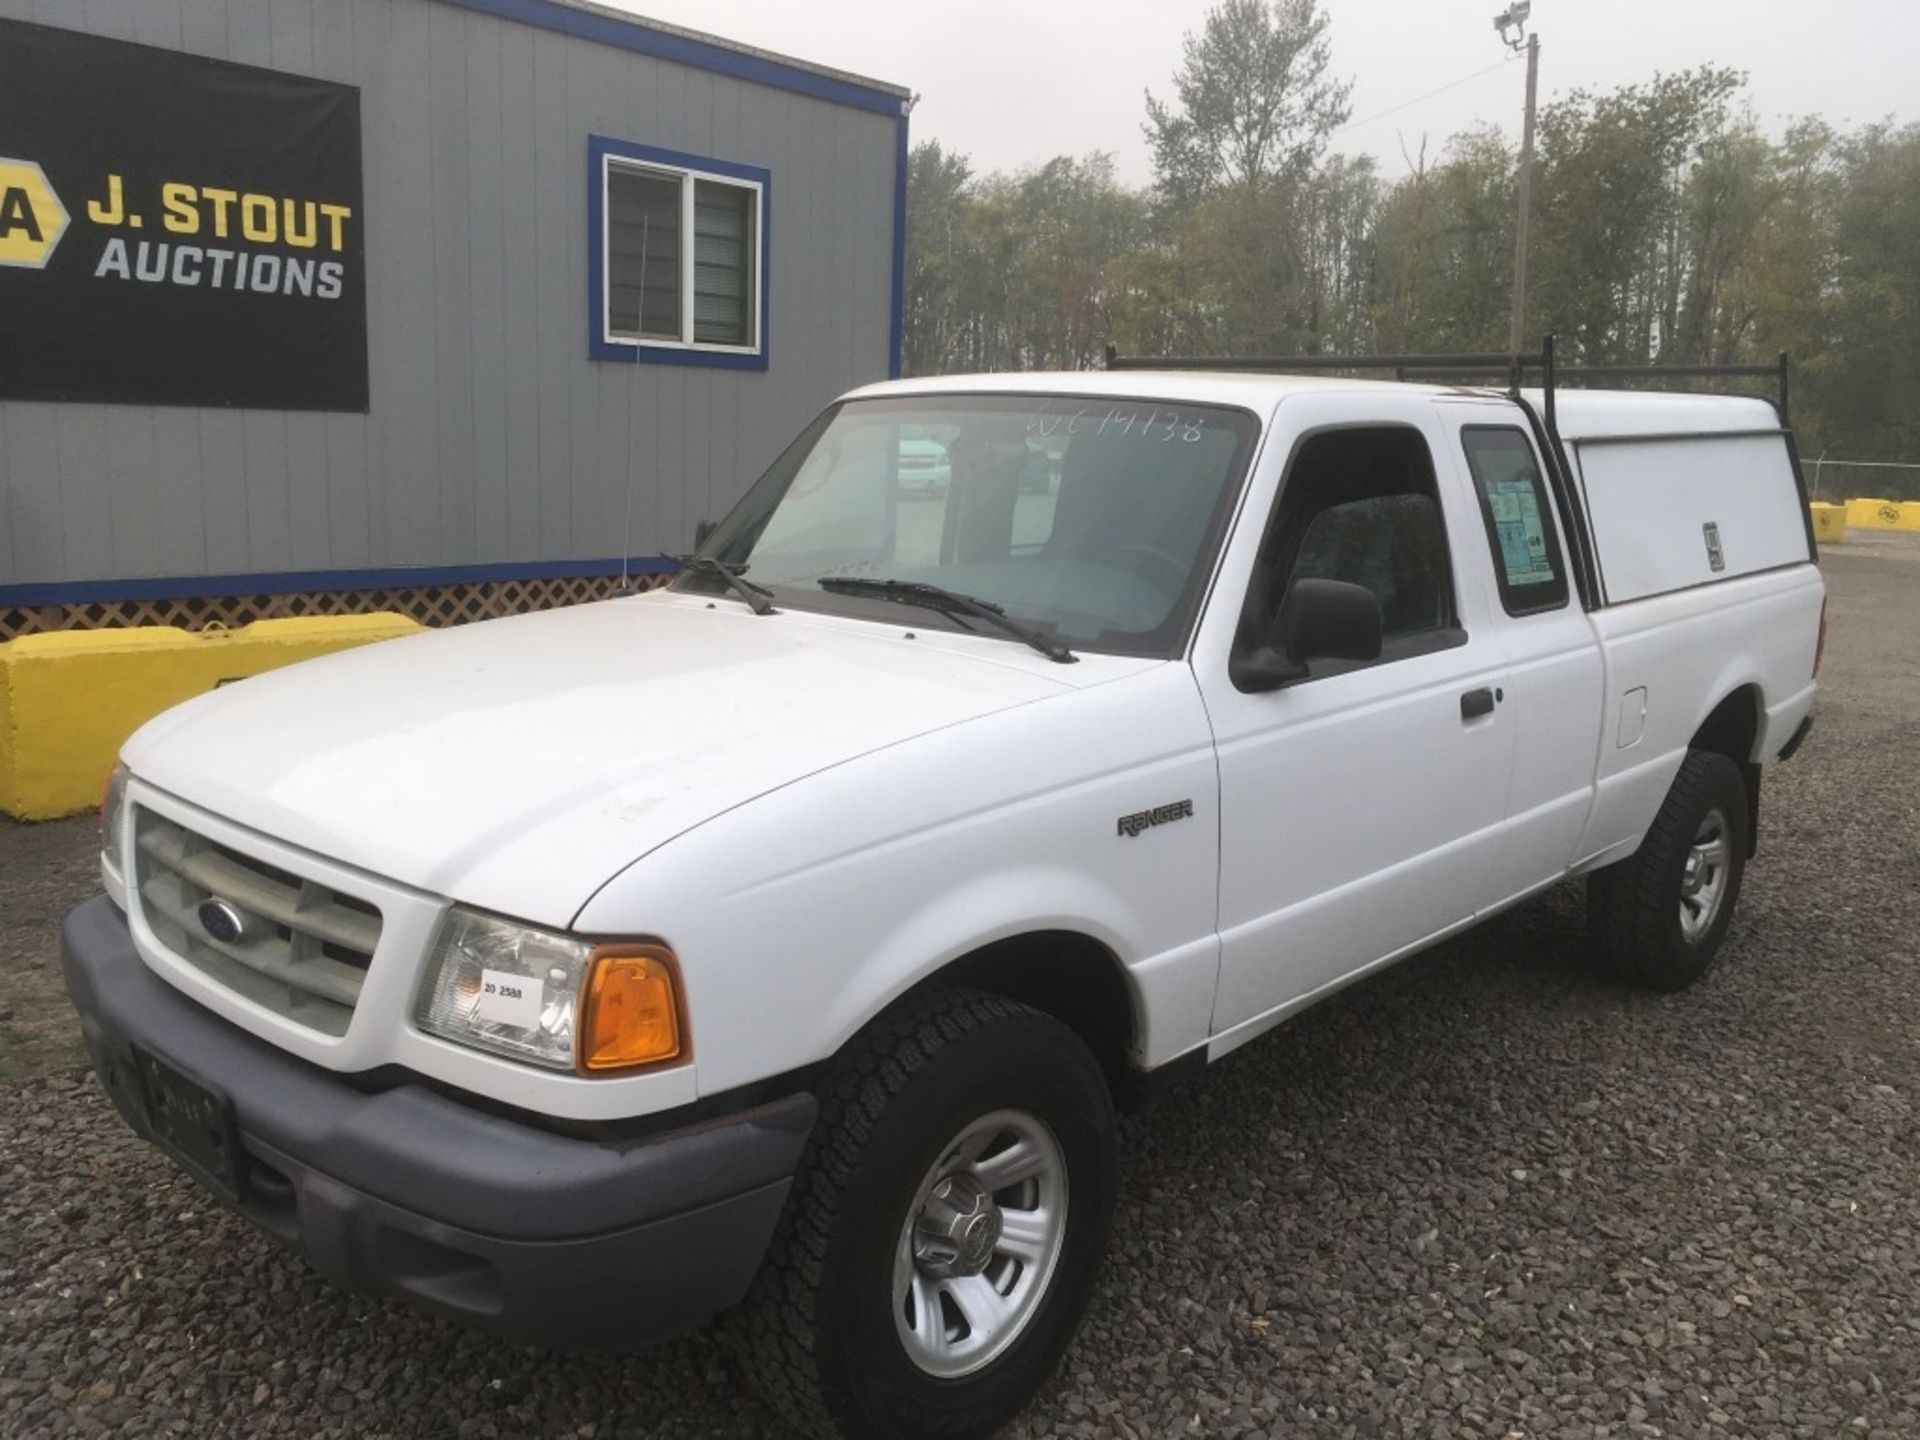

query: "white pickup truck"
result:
(66, 355), (1823, 1440)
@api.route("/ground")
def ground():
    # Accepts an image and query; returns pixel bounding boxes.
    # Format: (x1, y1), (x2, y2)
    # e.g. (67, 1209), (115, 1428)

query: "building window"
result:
(589, 135), (768, 369)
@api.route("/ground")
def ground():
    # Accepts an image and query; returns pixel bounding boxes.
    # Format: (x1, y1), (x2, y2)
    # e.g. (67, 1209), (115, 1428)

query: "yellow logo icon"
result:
(0, 158), (71, 269)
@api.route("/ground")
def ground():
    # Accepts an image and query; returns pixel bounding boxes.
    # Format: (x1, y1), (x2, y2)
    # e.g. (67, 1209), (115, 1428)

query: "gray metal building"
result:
(0, 0), (909, 625)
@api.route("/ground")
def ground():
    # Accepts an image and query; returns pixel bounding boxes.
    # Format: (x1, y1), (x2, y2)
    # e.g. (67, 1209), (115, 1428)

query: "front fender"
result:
(785, 863), (1218, 1078)
(574, 663), (1223, 1098)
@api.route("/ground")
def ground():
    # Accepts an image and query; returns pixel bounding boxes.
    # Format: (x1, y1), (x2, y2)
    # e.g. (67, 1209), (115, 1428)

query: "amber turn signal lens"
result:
(578, 946), (684, 1073)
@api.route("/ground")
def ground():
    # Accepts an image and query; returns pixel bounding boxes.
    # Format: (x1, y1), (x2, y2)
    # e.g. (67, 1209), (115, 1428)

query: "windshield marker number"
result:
(1031, 408), (1208, 443)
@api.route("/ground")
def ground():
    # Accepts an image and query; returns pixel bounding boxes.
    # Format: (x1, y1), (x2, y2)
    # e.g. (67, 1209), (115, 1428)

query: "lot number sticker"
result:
(1485, 476), (1557, 587)
(477, 969), (543, 1029)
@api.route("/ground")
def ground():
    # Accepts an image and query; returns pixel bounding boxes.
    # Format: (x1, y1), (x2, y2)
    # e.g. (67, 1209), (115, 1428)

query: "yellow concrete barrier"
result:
(0, 614), (420, 821)
(1844, 497), (1920, 532)
(1809, 503), (1848, 544)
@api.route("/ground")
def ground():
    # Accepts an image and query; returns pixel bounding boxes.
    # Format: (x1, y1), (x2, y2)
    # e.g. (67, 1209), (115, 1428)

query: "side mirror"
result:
(694, 518), (717, 549)
(1231, 577), (1384, 692)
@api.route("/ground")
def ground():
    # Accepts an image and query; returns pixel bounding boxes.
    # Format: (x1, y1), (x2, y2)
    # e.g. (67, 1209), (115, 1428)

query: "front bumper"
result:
(62, 896), (815, 1349)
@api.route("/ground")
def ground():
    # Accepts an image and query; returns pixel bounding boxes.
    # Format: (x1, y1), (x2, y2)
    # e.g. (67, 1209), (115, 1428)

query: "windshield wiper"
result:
(675, 555), (776, 615)
(816, 577), (1076, 664)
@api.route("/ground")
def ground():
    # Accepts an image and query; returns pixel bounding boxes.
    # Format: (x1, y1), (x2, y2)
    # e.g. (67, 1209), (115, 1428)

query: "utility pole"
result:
(1495, 3), (1538, 354)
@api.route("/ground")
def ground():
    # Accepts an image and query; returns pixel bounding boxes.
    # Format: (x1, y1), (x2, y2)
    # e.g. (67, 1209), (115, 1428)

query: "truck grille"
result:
(132, 810), (383, 1037)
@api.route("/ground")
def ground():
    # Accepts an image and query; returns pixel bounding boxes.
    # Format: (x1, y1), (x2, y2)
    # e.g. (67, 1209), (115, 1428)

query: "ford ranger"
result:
(65, 358), (1824, 1439)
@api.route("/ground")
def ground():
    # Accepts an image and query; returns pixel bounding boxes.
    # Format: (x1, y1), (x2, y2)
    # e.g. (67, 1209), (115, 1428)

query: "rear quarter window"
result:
(1460, 426), (1570, 615)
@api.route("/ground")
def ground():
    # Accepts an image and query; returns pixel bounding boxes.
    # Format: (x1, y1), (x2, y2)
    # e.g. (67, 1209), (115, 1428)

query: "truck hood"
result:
(123, 594), (1088, 927)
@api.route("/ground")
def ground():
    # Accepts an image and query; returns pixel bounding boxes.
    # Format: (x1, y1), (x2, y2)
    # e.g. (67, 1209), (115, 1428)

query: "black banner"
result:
(0, 20), (367, 411)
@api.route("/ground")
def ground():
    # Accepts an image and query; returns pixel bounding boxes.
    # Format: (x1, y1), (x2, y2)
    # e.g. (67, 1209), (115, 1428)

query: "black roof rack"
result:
(1102, 335), (1792, 427)
(1101, 334), (1812, 608)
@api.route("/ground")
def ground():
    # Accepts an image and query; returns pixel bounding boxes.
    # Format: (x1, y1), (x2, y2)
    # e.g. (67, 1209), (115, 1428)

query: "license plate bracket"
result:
(131, 1046), (243, 1202)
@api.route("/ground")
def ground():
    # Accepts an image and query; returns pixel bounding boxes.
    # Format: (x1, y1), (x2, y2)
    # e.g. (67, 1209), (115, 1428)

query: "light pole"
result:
(1495, 1), (1538, 354)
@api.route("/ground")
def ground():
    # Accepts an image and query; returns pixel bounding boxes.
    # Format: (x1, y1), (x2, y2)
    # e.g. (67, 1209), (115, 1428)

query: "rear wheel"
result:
(735, 989), (1117, 1440)
(1588, 749), (1750, 990)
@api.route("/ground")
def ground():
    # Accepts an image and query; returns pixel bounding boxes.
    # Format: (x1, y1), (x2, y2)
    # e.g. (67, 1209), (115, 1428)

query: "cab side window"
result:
(1238, 425), (1463, 679)
(1291, 492), (1455, 638)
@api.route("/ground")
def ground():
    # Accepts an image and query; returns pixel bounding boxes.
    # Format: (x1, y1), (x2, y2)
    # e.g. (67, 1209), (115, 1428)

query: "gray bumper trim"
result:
(62, 896), (814, 1347)
(1775, 712), (1814, 763)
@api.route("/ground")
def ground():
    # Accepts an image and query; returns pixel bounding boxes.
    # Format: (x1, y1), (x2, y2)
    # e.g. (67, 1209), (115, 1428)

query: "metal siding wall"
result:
(3, 408), (63, 582)
(317, 0), (372, 571)
(132, 0), (184, 49)
(277, 0), (334, 580)
(498, 18), (542, 559)
(529, 26), (573, 557)
(568, 35), (608, 559)
(0, 0), (900, 589)
(179, 0), (221, 53)
(55, 407), (109, 579)
(466, 14), (510, 562)
(148, 410), (207, 575)
(430, 1), (476, 565)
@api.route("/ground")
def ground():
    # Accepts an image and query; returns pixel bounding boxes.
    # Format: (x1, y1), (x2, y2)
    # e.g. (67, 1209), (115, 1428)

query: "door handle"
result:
(1460, 687), (1496, 720)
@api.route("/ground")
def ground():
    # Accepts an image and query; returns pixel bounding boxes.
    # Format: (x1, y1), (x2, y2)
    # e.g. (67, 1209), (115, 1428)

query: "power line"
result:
(1332, 56), (1516, 138)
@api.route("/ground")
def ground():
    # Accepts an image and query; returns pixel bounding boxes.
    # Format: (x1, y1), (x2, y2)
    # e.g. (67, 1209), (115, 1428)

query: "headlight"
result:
(100, 763), (131, 881)
(415, 908), (684, 1074)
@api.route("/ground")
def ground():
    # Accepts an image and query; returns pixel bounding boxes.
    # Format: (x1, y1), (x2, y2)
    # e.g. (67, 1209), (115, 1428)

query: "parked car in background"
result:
(896, 436), (951, 492)
(67, 362), (1822, 1440)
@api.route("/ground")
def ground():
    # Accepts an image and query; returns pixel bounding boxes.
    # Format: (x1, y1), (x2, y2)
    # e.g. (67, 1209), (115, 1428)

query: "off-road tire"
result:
(732, 988), (1117, 1440)
(1588, 749), (1750, 990)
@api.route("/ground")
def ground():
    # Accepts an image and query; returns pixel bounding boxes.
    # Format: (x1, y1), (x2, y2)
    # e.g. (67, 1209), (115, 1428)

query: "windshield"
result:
(686, 394), (1260, 658)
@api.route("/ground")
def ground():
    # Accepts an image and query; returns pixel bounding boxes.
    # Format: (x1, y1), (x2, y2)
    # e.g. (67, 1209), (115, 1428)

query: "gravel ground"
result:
(0, 811), (96, 1081)
(3, 536), (1917, 1439)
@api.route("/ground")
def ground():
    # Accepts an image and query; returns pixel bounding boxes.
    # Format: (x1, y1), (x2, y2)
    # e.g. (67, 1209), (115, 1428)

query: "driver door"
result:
(1195, 394), (1517, 1051)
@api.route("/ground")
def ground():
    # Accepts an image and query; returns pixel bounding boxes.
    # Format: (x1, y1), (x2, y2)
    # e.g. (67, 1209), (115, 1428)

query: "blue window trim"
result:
(588, 135), (771, 371)
(441, 0), (907, 118)
(890, 110), (908, 379)
(0, 556), (681, 608)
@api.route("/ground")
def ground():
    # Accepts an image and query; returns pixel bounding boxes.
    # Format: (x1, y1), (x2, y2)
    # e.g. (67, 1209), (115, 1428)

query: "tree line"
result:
(902, 0), (1920, 487)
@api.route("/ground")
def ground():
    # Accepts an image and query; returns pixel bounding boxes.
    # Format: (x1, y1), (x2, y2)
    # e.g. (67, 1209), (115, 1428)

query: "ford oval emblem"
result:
(197, 898), (249, 946)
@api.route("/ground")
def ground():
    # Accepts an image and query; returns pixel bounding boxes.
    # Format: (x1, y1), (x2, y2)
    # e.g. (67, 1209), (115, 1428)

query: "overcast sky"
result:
(603, 0), (1919, 184)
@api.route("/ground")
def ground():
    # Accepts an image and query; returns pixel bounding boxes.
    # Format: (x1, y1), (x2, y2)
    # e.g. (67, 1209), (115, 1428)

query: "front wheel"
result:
(735, 990), (1117, 1440)
(1588, 749), (1750, 990)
